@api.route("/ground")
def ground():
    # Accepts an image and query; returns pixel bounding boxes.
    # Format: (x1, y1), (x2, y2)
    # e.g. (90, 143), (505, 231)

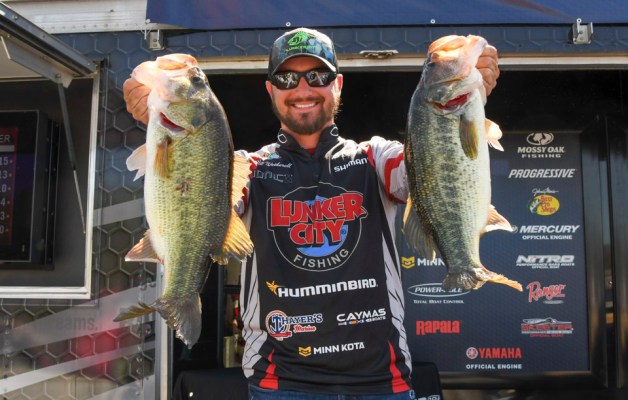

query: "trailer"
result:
(1, 1), (627, 399)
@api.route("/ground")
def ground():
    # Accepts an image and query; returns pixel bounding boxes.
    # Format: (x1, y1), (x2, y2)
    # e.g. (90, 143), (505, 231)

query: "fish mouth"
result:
(159, 113), (186, 132)
(431, 93), (469, 112)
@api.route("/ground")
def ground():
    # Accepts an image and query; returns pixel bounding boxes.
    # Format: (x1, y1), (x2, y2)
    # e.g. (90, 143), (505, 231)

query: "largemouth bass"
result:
(403, 35), (522, 292)
(114, 54), (253, 348)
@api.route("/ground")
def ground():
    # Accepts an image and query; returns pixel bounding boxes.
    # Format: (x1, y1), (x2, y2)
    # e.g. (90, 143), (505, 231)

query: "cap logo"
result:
(287, 32), (313, 47)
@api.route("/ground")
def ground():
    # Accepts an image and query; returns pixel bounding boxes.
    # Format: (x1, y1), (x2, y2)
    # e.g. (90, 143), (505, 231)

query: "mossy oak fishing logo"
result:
(267, 183), (367, 271)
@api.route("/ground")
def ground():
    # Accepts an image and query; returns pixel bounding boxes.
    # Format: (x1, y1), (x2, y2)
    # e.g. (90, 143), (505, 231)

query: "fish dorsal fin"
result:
(485, 119), (504, 151)
(402, 197), (437, 261)
(482, 204), (515, 235)
(212, 209), (254, 265)
(460, 115), (480, 160)
(127, 144), (147, 181)
(154, 137), (171, 179)
(125, 230), (161, 263)
(231, 154), (251, 207)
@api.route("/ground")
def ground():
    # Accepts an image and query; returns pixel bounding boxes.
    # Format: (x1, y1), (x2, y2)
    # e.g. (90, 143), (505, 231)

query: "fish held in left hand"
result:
(114, 54), (253, 348)
(403, 35), (522, 292)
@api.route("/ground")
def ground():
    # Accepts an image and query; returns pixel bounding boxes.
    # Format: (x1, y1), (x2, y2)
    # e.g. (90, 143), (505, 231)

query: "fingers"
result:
(123, 78), (150, 125)
(477, 44), (500, 96)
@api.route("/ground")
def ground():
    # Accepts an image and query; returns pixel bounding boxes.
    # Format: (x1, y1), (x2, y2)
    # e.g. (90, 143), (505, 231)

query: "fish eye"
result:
(191, 75), (205, 85)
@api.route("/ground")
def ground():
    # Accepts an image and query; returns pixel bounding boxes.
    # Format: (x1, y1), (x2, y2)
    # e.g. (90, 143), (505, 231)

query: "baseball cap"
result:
(268, 27), (338, 79)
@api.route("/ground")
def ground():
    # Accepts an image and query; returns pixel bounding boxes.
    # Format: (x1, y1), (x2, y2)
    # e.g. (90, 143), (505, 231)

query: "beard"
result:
(271, 94), (341, 136)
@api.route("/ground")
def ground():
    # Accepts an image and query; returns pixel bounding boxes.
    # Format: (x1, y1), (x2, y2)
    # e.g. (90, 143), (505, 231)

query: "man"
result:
(124, 27), (500, 400)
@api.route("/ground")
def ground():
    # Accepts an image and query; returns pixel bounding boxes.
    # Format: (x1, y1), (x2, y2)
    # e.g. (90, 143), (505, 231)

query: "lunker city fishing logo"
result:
(267, 183), (367, 271)
(528, 188), (560, 216)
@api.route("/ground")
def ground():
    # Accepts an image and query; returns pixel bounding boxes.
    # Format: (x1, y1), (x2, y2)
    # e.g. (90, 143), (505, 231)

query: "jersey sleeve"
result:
(363, 136), (408, 204)
(233, 143), (280, 215)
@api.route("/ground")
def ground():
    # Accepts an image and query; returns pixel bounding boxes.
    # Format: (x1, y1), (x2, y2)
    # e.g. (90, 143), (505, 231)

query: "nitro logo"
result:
(416, 320), (461, 335)
(265, 310), (323, 341)
(528, 188), (560, 216)
(467, 347), (522, 359)
(267, 184), (367, 271)
(516, 255), (575, 269)
(527, 281), (566, 304)
(521, 318), (574, 337)
(337, 308), (386, 325)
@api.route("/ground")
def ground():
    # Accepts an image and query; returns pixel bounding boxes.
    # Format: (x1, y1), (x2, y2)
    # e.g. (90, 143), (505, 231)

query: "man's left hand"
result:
(477, 45), (500, 96)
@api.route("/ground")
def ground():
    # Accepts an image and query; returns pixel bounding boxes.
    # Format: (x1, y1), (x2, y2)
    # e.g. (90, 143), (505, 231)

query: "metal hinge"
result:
(359, 50), (399, 59)
(572, 18), (593, 45)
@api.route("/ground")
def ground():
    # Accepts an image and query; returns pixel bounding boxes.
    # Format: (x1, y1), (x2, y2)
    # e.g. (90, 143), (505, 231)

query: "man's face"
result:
(266, 56), (343, 136)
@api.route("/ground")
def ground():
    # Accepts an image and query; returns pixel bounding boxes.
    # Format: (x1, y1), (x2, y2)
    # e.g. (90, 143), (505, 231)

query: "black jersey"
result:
(235, 125), (411, 395)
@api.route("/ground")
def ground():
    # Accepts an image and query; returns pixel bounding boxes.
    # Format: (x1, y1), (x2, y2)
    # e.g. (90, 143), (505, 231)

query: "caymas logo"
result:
(267, 183), (367, 271)
(528, 188), (560, 216)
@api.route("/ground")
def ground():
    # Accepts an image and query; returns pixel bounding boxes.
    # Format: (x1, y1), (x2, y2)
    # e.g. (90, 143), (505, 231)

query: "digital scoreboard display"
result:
(0, 111), (58, 267)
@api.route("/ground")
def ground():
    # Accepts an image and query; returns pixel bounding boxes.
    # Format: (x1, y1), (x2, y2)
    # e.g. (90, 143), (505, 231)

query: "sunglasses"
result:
(270, 69), (337, 90)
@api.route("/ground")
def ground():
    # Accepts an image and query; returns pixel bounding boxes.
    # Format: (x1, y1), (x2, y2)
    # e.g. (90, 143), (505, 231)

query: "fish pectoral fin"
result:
(459, 115), (479, 160)
(482, 204), (515, 235)
(126, 144), (147, 180)
(212, 209), (254, 265)
(125, 231), (161, 263)
(154, 137), (171, 179)
(485, 119), (504, 151)
(113, 302), (156, 322)
(231, 154), (252, 207)
(401, 197), (437, 260)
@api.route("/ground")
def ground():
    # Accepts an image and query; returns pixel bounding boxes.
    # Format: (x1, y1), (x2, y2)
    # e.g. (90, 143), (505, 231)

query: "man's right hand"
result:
(123, 77), (150, 125)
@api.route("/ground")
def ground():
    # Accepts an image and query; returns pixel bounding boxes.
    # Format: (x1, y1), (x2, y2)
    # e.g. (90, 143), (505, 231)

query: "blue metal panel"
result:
(145, 0), (628, 31)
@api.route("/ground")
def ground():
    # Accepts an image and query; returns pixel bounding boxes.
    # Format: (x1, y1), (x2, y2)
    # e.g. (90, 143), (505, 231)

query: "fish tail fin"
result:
(113, 302), (157, 322)
(213, 209), (254, 265)
(153, 295), (203, 349)
(443, 267), (522, 292)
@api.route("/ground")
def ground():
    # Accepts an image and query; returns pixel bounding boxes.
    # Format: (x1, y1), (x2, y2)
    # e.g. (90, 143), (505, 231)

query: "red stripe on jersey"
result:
(364, 144), (376, 168)
(259, 350), (279, 390)
(388, 341), (410, 393)
(383, 152), (405, 203)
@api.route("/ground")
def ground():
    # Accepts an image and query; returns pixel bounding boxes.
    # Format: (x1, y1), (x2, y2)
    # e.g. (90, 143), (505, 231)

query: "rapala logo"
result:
(266, 278), (377, 298)
(416, 320), (461, 335)
(265, 310), (323, 341)
(521, 318), (574, 337)
(336, 308), (386, 325)
(407, 283), (470, 298)
(467, 347), (522, 360)
(527, 281), (566, 304)
(267, 184), (367, 271)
